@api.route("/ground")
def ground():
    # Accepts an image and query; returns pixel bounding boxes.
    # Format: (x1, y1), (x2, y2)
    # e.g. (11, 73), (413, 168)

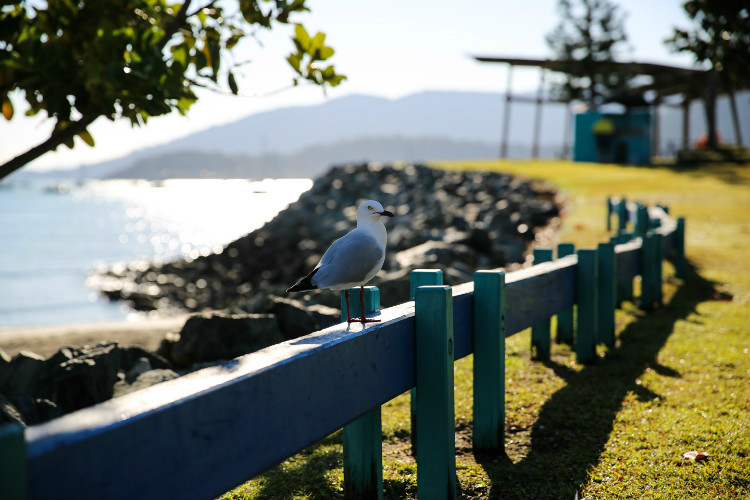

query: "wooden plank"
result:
(576, 249), (598, 364)
(556, 243), (576, 344)
(25, 304), (418, 500)
(530, 248), (554, 360)
(505, 256), (577, 336)
(472, 271), (506, 452)
(614, 238), (641, 283)
(342, 287), (383, 500)
(415, 286), (457, 500)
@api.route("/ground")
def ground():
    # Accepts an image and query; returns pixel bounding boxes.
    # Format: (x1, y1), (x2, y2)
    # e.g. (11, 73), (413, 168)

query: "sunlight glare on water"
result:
(0, 178), (312, 328)
(76, 178), (313, 261)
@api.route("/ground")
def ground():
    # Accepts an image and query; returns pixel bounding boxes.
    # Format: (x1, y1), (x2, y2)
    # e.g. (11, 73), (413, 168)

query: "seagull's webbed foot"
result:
(351, 317), (381, 324)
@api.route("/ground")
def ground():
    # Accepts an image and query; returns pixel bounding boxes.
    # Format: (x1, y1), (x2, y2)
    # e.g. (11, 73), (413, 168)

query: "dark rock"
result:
(306, 303), (341, 330)
(0, 351), (45, 397)
(2, 395), (61, 426)
(394, 241), (479, 270)
(114, 369), (180, 398)
(125, 357), (152, 384)
(271, 297), (337, 339)
(169, 313), (285, 367)
(37, 342), (121, 414)
(0, 394), (25, 427)
(156, 332), (180, 361)
(120, 347), (171, 372)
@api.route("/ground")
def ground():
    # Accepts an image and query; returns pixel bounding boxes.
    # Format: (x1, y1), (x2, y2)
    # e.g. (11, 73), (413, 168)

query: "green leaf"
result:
(78, 129), (95, 147)
(310, 32), (325, 52)
(295, 24), (311, 51)
(319, 46), (334, 60)
(287, 53), (301, 73)
(228, 71), (238, 95)
(225, 34), (241, 50)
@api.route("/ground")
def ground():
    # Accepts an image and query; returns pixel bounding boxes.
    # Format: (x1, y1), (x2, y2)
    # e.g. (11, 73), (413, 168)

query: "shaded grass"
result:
(220, 161), (750, 500)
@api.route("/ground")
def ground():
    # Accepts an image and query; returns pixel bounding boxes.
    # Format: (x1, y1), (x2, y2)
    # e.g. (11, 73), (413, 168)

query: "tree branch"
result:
(0, 114), (97, 181)
(157, 0), (193, 52)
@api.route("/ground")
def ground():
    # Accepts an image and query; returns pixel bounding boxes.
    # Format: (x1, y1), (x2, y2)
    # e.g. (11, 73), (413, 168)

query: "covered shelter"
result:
(474, 55), (746, 162)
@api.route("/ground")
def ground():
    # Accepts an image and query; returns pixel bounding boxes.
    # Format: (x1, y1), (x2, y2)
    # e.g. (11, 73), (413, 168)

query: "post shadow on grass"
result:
(476, 261), (729, 500)
(252, 433), (344, 500)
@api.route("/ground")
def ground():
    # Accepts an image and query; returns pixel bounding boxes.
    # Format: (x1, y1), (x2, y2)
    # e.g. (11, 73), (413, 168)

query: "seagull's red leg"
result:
(358, 285), (381, 323)
(345, 289), (353, 323)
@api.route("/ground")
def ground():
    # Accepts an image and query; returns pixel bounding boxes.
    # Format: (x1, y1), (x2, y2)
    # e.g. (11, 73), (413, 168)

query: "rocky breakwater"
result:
(2, 163), (563, 426)
(93, 162), (562, 323)
(93, 162), (561, 315)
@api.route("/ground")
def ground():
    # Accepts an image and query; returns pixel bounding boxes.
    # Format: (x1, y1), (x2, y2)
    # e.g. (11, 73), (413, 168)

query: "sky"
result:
(0, 0), (695, 171)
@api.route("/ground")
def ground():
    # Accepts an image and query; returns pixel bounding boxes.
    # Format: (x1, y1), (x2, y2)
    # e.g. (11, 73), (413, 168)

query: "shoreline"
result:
(0, 314), (190, 358)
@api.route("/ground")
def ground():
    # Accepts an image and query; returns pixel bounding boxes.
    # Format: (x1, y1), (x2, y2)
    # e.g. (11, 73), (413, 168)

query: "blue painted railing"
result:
(0, 198), (685, 500)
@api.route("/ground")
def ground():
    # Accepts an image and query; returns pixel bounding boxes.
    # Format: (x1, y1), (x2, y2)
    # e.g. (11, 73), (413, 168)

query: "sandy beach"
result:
(0, 314), (191, 358)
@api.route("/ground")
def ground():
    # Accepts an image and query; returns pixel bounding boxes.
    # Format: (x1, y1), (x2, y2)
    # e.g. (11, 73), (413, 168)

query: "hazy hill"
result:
(106, 135), (563, 180)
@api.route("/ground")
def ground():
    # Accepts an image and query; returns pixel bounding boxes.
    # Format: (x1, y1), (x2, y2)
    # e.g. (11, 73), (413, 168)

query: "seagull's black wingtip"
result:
(286, 268), (319, 293)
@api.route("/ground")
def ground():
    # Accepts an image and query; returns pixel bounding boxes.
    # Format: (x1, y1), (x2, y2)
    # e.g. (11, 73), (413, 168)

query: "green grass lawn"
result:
(220, 160), (750, 500)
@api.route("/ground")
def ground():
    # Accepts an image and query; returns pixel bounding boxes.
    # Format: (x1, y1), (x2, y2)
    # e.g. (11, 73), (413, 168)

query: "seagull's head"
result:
(358, 200), (394, 222)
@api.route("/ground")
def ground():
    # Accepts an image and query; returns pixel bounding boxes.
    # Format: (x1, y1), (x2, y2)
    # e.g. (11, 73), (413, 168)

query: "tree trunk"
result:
(704, 71), (718, 149)
(727, 86), (743, 147)
(0, 114), (97, 181)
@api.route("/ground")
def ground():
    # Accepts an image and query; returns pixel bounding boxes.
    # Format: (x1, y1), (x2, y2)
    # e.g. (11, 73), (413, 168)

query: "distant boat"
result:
(44, 184), (70, 195)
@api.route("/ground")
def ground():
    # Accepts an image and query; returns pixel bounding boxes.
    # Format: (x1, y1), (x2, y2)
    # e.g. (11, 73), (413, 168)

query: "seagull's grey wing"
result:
(312, 230), (384, 289)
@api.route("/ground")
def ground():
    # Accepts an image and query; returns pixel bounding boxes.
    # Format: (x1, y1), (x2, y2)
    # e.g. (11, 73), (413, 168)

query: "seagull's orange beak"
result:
(378, 210), (395, 217)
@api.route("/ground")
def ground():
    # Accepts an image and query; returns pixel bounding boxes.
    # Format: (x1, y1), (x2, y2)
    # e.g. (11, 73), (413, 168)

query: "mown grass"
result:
(220, 160), (750, 500)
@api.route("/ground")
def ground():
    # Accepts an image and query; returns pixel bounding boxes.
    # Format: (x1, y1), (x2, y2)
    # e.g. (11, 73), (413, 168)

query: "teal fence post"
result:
(556, 243), (576, 344)
(472, 271), (506, 453)
(0, 424), (27, 500)
(654, 232), (664, 306)
(576, 249), (598, 364)
(617, 198), (628, 232)
(675, 217), (686, 279)
(341, 286), (383, 500)
(597, 242), (616, 348)
(606, 197), (613, 232)
(635, 203), (650, 236)
(531, 248), (554, 360)
(409, 270), (444, 457)
(415, 286), (456, 500)
(640, 233), (657, 311)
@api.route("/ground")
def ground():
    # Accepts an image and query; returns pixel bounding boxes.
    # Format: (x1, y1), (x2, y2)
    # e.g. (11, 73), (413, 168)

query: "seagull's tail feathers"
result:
(286, 268), (319, 293)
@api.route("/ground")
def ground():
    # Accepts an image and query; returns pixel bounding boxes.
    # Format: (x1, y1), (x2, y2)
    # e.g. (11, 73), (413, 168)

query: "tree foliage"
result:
(0, 0), (345, 179)
(545, 0), (632, 108)
(665, 0), (750, 88)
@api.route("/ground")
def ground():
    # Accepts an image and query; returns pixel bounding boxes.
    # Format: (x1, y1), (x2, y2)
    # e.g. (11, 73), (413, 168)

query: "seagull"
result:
(286, 200), (394, 323)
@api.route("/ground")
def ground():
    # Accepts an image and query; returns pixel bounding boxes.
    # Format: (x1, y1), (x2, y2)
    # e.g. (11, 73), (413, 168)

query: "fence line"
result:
(0, 198), (685, 500)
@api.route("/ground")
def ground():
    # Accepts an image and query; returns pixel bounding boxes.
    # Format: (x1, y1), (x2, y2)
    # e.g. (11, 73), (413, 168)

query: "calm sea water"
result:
(0, 178), (312, 328)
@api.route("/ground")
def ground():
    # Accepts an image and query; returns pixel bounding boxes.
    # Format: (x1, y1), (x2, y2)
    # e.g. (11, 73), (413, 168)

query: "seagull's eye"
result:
(367, 205), (373, 210)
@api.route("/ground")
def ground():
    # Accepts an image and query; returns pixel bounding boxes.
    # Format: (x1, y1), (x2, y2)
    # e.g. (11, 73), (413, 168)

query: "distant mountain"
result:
(60, 91), (572, 180)
(106, 135), (562, 180)
(8, 89), (748, 182)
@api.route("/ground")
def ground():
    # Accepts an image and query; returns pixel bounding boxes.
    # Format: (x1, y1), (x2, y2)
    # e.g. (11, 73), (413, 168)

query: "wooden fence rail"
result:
(0, 198), (685, 500)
